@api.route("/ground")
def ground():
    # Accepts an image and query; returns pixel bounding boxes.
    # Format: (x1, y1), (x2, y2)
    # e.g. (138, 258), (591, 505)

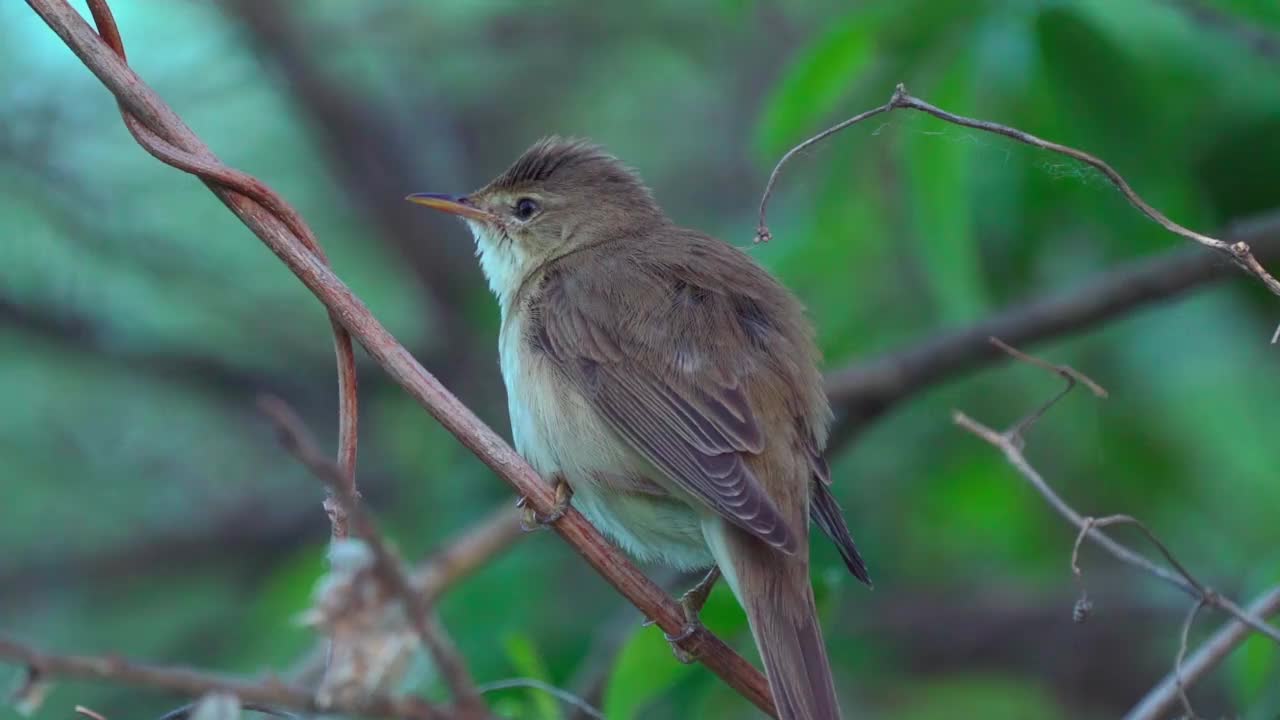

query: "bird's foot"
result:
(516, 474), (573, 531)
(662, 567), (721, 664)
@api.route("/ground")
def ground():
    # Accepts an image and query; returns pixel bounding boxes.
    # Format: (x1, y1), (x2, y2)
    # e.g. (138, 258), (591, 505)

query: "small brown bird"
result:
(409, 138), (868, 720)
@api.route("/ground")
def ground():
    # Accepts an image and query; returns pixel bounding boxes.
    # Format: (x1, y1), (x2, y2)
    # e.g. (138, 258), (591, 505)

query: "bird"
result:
(407, 137), (869, 720)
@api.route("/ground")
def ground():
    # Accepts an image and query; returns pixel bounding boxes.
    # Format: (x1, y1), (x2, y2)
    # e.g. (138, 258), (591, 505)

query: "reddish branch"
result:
(0, 636), (445, 720)
(24, 0), (774, 714)
(26, 0), (362, 538)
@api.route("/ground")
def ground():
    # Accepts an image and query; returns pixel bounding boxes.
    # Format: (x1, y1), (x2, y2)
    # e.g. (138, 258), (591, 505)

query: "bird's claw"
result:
(517, 475), (573, 532)
(662, 568), (720, 664)
(663, 595), (705, 664)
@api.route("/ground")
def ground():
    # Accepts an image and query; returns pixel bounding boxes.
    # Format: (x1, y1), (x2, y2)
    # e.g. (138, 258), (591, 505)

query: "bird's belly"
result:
(501, 334), (713, 570)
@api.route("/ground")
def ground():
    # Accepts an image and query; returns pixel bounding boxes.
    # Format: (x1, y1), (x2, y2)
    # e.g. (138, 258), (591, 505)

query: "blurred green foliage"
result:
(3, 1), (1279, 718)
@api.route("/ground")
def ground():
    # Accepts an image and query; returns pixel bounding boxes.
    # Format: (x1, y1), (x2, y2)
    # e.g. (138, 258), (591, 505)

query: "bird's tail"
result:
(705, 520), (842, 720)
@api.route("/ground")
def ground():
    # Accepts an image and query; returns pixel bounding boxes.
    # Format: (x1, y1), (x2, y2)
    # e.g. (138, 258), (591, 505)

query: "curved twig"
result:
(758, 84), (1280, 303)
(952, 341), (1280, 647)
(1125, 586), (1280, 720)
(1174, 599), (1208, 720)
(79, 0), (360, 535)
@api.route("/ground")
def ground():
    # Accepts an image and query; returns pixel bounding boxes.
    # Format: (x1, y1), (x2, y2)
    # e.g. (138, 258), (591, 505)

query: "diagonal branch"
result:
(1125, 585), (1280, 720)
(824, 211), (1280, 449)
(23, 0), (775, 714)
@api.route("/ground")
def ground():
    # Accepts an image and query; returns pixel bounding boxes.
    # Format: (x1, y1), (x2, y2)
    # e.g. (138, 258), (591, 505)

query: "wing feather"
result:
(534, 268), (797, 553)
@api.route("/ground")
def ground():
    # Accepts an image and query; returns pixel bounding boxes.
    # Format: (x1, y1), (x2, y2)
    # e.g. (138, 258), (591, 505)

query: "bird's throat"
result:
(467, 221), (529, 313)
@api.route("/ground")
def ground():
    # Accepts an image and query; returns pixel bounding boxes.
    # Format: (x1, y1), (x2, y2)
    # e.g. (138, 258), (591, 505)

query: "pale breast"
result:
(499, 313), (631, 480)
(498, 313), (714, 569)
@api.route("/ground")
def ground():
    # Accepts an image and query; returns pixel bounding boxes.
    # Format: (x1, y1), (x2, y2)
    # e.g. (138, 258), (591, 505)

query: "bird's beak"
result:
(405, 193), (497, 223)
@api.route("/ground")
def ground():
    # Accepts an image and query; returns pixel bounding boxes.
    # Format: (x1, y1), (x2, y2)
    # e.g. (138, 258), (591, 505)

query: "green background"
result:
(2, 1), (1279, 718)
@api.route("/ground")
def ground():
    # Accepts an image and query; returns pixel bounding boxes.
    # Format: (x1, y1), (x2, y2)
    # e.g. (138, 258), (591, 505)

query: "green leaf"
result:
(502, 633), (562, 720)
(1230, 619), (1280, 707)
(603, 623), (699, 720)
(754, 11), (878, 158)
(903, 43), (987, 323)
(603, 582), (746, 719)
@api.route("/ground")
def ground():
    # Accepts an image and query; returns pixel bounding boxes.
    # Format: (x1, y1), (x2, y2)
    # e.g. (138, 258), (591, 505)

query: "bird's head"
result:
(407, 137), (663, 306)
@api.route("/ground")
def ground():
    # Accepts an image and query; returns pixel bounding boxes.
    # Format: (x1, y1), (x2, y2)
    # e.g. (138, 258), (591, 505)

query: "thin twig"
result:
(759, 84), (1280, 302)
(477, 678), (606, 720)
(0, 636), (444, 720)
(1071, 515), (1212, 601)
(1174, 599), (1208, 720)
(156, 702), (300, 720)
(258, 396), (487, 718)
(75, 705), (110, 720)
(951, 342), (1280, 647)
(988, 336), (1108, 446)
(754, 98), (899, 242)
(1125, 586), (1280, 720)
(24, 2), (775, 714)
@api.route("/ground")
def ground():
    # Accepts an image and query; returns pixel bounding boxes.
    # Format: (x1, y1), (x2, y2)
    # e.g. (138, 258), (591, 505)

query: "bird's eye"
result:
(513, 197), (539, 221)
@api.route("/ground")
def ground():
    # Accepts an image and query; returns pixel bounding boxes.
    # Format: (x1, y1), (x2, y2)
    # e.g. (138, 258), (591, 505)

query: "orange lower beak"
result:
(405, 193), (497, 223)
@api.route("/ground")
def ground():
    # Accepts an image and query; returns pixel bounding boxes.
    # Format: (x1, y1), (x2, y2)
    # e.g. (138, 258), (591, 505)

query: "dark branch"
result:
(825, 210), (1280, 449)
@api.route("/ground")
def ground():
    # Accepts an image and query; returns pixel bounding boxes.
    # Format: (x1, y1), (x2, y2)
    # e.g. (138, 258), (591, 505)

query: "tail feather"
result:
(705, 520), (842, 720)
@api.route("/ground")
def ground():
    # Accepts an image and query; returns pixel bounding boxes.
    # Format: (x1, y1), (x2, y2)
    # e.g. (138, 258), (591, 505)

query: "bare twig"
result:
(24, 1), (775, 714)
(1174, 599), (1208, 719)
(951, 341), (1280, 648)
(986, 336), (1107, 445)
(156, 702), (299, 720)
(956, 342), (1280, 716)
(258, 396), (486, 717)
(0, 636), (445, 719)
(1071, 515), (1212, 603)
(1125, 586), (1280, 720)
(759, 84), (1280, 303)
(754, 98), (899, 243)
(75, 706), (110, 720)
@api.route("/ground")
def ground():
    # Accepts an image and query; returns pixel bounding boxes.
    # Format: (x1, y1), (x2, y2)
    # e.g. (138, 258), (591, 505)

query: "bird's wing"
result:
(529, 261), (798, 553)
